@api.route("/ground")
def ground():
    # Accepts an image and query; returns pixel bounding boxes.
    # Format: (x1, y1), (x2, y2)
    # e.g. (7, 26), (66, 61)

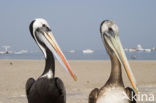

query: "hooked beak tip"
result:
(73, 75), (78, 81)
(134, 87), (139, 94)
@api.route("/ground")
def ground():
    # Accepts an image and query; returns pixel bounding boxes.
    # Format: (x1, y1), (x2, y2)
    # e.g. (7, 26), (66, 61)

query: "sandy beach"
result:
(0, 60), (156, 103)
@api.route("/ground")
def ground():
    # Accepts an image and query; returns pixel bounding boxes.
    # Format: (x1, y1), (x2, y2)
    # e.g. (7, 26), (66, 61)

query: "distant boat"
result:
(136, 44), (144, 51)
(128, 48), (136, 52)
(68, 50), (76, 53)
(0, 45), (12, 54)
(127, 44), (153, 53)
(0, 51), (5, 54)
(144, 49), (151, 53)
(14, 50), (28, 54)
(124, 48), (129, 52)
(82, 49), (95, 54)
(151, 47), (156, 51)
(0, 51), (12, 54)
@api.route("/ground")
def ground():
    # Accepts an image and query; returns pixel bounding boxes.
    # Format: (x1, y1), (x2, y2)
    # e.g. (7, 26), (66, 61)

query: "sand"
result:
(0, 60), (156, 103)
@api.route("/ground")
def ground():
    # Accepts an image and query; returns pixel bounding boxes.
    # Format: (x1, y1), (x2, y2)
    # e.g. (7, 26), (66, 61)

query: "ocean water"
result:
(0, 50), (156, 60)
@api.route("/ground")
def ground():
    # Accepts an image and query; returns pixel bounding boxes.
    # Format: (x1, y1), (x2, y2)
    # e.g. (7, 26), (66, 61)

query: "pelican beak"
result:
(103, 31), (138, 93)
(43, 31), (77, 81)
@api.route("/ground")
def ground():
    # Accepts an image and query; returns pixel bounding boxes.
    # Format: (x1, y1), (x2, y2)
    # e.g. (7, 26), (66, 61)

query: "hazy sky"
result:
(0, 0), (156, 51)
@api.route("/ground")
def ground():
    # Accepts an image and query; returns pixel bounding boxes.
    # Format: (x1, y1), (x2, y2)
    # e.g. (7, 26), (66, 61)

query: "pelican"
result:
(89, 20), (137, 103)
(26, 18), (77, 103)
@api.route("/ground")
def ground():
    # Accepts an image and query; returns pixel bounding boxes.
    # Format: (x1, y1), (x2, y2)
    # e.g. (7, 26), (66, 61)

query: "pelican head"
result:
(100, 20), (138, 92)
(29, 18), (77, 81)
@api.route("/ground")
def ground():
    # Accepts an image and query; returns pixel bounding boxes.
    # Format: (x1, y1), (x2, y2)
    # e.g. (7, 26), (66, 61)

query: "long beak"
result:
(43, 31), (77, 81)
(103, 32), (138, 93)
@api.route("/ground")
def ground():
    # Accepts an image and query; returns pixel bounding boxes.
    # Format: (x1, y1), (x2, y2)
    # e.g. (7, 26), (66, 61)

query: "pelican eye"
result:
(42, 24), (51, 31)
(42, 24), (46, 27)
(108, 27), (113, 31)
(108, 27), (115, 38)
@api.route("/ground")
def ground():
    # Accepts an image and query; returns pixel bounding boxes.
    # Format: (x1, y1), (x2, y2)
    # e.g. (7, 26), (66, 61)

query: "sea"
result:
(0, 50), (156, 60)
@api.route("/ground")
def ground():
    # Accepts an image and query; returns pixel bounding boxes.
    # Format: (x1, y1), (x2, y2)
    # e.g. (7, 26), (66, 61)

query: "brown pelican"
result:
(89, 20), (137, 103)
(26, 18), (77, 103)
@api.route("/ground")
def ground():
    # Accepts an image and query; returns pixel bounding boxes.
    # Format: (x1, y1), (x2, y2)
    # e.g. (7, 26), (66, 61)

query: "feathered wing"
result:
(125, 87), (136, 103)
(26, 78), (35, 98)
(54, 77), (66, 103)
(89, 88), (100, 103)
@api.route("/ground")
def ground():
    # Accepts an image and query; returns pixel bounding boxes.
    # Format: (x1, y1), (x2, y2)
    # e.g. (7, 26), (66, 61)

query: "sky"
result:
(0, 0), (156, 52)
